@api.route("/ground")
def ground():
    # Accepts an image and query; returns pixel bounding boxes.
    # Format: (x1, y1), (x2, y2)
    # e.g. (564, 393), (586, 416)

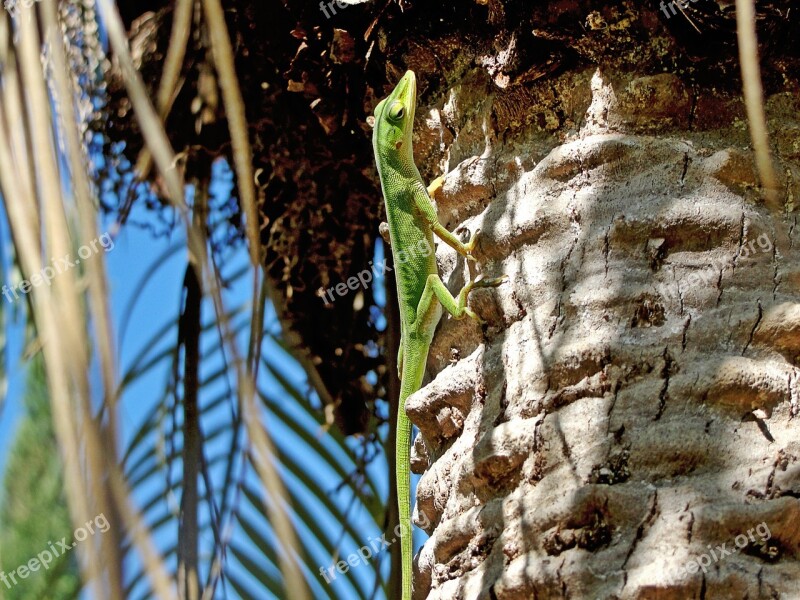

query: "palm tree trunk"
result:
(407, 64), (800, 599)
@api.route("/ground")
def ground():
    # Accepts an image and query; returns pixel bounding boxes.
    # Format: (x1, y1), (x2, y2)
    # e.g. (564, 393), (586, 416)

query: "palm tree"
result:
(2, 0), (799, 599)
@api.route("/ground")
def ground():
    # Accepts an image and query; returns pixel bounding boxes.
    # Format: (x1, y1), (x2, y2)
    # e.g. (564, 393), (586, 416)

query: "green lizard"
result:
(372, 70), (505, 600)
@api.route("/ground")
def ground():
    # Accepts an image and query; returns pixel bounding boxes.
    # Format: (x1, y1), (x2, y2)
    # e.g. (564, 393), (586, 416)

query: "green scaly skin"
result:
(372, 70), (506, 600)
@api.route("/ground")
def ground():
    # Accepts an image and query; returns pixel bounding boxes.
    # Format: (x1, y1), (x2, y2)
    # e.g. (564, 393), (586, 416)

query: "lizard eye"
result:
(388, 101), (405, 120)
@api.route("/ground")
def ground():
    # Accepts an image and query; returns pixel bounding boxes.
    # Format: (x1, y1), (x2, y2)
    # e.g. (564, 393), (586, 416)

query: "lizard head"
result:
(372, 70), (417, 169)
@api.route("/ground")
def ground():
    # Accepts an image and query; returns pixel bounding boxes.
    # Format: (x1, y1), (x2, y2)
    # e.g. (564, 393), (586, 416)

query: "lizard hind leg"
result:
(471, 274), (509, 290)
(456, 274), (508, 325)
(411, 272), (507, 330)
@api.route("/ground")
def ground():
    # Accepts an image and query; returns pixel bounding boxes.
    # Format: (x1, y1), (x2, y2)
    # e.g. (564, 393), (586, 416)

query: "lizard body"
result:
(372, 70), (505, 600)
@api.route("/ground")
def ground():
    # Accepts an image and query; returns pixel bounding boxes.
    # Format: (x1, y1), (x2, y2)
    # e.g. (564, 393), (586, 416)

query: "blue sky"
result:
(0, 184), (426, 598)
(0, 5), (420, 598)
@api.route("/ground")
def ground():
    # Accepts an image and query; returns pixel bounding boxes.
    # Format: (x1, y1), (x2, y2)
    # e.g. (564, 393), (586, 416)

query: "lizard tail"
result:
(396, 403), (413, 600)
(397, 348), (427, 600)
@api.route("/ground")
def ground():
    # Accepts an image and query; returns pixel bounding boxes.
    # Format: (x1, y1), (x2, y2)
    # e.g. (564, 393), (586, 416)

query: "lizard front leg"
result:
(412, 184), (481, 260)
(426, 175), (445, 199)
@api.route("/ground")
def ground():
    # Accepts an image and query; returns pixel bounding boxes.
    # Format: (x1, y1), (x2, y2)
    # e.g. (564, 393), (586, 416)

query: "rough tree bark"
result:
(407, 71), (800, 598)
(402, 15), (800, 600)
